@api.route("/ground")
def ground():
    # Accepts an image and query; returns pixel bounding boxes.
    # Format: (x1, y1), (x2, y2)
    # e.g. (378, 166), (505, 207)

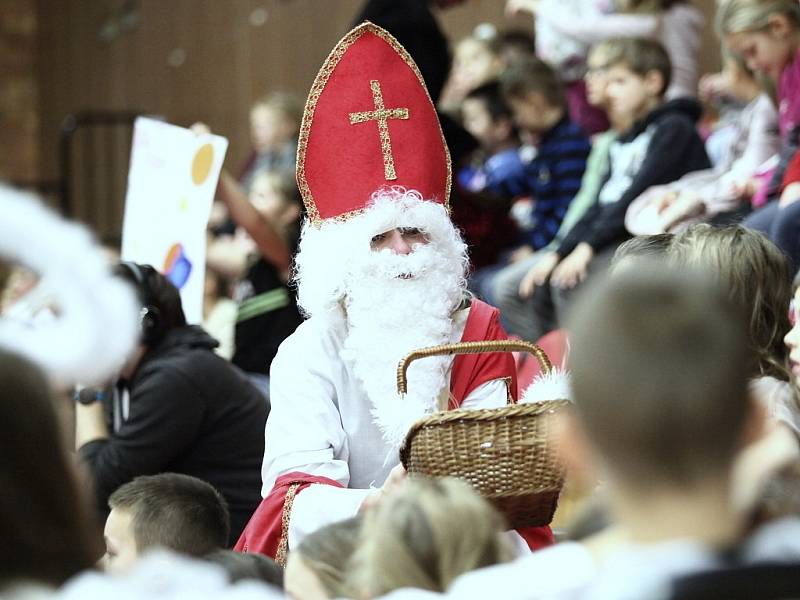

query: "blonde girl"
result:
(348, 478), (514, 598)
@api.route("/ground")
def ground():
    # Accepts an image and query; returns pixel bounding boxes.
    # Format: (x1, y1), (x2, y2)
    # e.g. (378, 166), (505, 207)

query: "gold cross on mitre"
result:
(348, 80), (410, 180)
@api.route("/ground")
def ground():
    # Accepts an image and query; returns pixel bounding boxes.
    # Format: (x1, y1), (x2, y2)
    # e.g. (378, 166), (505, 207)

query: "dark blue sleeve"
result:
(525, 137), (591, 250)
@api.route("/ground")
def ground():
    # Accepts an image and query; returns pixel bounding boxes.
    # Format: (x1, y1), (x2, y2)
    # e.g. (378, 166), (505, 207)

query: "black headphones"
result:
(119, 262), (164, 346)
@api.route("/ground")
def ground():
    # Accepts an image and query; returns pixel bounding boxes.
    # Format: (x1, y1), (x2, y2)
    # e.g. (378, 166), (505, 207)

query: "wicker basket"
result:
(398, 340), (569, 529)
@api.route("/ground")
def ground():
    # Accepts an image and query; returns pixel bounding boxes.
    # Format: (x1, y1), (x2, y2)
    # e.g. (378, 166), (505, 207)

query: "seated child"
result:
(439, 33), (504, 115)
(458, 80), (526, 300)
(283, 516), (362, 600)
(499, 57), (592, 255)
(206, 168), (304, 398)
(626, 51), (779, 235)
(347, 478), (514, 598)
(524, 36), (709, 339)
(103, 473), (230, 574)
(669, 225), (800, 513)
(458, 81), (524, 197)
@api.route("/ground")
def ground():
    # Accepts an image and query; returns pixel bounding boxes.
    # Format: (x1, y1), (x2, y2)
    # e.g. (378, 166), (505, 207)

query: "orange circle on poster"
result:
(191, 143), (214, 185)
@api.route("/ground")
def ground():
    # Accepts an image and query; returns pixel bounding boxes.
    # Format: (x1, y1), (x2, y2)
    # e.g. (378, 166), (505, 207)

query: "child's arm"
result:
(534, 8), (658, 46)
(582, 116), (709, 252)
(216, 170), (292, 274)
(725, 95), (780, 187)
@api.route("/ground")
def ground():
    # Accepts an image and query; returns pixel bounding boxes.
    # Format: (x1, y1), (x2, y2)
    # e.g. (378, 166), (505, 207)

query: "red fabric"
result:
(301, 22), (450, 221)
(449, 299), (519, 409)
(233, 472), (343, 557)
(515, 329), (571, 391)
(517, 524), (556, 550)
(782, 150), (800, 190)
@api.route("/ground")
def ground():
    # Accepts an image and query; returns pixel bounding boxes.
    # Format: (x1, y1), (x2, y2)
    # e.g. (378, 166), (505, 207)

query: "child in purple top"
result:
(719, 0), (800, 270)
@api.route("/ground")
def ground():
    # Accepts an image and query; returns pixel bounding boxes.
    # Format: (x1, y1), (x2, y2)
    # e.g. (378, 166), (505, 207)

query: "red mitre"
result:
(297, 22), (452, 225)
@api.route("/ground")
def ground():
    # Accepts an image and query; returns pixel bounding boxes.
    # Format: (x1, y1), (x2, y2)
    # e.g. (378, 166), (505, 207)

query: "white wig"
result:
(293, 187), (470, 320)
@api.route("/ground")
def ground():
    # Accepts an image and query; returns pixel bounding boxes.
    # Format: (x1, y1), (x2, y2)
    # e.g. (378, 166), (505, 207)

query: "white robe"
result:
(262, 306), (508, 549)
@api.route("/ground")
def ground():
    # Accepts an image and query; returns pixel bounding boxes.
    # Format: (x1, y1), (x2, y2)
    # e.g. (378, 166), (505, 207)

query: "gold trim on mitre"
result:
(295, 21), (453, 227)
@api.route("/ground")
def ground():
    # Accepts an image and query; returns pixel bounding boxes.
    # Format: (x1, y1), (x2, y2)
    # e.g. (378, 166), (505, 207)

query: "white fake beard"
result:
(341, 241), (465, 448)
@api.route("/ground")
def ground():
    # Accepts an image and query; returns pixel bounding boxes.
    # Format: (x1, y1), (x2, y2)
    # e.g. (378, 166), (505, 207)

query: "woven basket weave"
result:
(398, 340), (569, 529)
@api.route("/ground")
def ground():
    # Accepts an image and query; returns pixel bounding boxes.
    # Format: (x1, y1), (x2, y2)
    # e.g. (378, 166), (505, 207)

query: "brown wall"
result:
(36, 1), (521, 180)
(26, 0), (720, 237)
(1, 0), (38, 184)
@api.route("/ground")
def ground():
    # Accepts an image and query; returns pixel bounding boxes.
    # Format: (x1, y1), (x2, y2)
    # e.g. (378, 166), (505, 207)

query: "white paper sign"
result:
(121, 117), (228, 323)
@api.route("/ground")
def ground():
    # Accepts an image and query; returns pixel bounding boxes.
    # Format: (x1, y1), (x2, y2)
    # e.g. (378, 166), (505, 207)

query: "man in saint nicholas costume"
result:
(234, 22), (555, 563)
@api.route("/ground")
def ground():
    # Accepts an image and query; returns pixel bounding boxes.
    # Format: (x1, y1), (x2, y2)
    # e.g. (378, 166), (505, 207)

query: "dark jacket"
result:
(354, 0), (450, 103)
(80, 326), (268, 545)
(557, 98), (711, 256)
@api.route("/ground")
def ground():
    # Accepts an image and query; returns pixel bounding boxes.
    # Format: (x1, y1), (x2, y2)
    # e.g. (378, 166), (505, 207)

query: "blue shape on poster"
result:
(164, 243), (192, 289)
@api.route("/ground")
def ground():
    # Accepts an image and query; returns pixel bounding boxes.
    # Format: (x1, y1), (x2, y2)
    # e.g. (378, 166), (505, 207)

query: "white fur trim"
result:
(0, 185), (139, 387)
(293, 187), (469, 321)
(520, 367), (573, 404)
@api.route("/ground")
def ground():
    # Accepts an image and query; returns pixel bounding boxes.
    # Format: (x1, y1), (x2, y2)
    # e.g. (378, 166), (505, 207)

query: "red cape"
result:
(234, 299), (553, 561)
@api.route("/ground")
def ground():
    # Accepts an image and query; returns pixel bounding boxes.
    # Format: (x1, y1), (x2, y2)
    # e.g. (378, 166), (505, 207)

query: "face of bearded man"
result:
(339, 210), (468, 447)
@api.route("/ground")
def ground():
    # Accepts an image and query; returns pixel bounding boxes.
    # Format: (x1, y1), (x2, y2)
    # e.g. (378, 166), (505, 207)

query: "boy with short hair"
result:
(103, 473), (230, 574)
(499, 57), (591, 254)
(525, 37), (710, 338)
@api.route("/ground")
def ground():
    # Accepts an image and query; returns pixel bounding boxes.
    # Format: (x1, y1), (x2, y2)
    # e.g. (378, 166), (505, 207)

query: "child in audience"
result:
(780, 268), (800, 425)
(523, 37), (709, 340)
(284, 516), (362, 600)
(499, 57), (591, 257)
(348, 478), (514, 598)
(208, 92), (301, 238)
(719, 0), (800, 271)
(238, 93), (301, 197)
(626, 52), (780, 234)
(458, 81), (524, 197)
(670, 225), (794, 409)
(494, 40), (624, 340)
(670, 225), (800, 515)
(0, 349), (102, 593)
(439, 34), (504, 115)
(562, 268), (800, 596)
(458, 81), (526, 300)
(206, 168), (304, 398)
(103, 473), (230, 574)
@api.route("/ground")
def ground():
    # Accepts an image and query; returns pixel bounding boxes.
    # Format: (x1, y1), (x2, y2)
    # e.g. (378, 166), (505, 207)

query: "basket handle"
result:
(396, 339), (552, 395)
